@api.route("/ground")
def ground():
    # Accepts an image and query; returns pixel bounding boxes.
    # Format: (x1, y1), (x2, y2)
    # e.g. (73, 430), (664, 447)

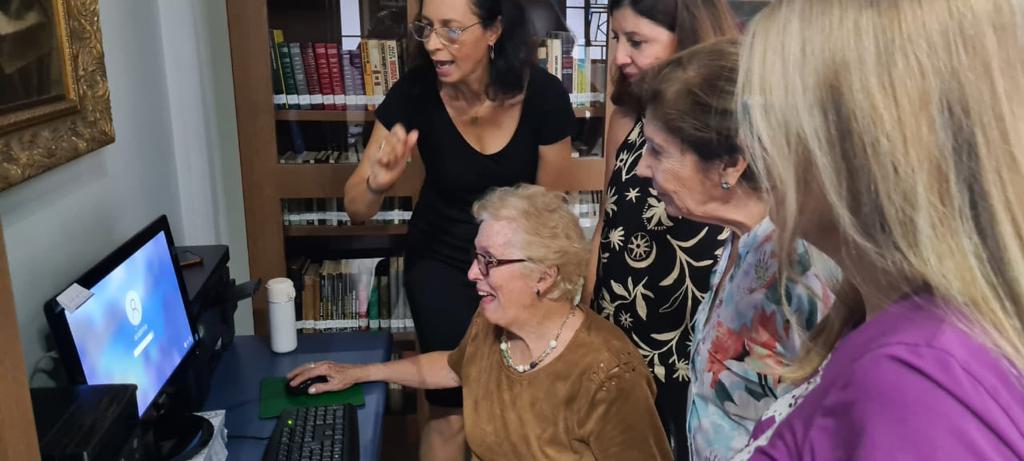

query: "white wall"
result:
(4, 0), (252, 383)
(156, 0), (252, 336)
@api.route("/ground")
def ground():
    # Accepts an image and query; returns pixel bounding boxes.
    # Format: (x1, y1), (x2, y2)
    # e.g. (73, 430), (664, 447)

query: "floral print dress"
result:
(593, 117), (726, 457)
(686, 217), (835, 460)
(594, 117), (726, 384)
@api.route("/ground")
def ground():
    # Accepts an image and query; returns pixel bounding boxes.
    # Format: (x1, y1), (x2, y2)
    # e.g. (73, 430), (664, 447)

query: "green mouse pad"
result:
(258, 377), (365, 419)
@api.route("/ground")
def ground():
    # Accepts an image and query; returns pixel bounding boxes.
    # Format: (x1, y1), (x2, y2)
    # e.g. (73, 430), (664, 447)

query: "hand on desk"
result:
(287, 361), (363, 395)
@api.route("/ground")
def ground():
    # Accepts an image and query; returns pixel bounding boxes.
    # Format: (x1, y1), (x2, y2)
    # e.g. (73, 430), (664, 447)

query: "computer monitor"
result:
(44, 215), (195, 418)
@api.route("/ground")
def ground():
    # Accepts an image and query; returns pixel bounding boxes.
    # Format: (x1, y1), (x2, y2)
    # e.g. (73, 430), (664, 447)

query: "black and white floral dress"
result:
(592, 117), (726, 458)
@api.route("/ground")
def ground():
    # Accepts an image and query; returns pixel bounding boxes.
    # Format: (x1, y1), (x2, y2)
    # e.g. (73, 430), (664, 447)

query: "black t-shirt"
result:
(375, 64), (575, 269)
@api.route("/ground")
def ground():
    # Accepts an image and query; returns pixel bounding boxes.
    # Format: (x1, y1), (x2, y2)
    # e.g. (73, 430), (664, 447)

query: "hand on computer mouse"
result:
(286, 360), (363, 395)
(286, 375), (329, 396)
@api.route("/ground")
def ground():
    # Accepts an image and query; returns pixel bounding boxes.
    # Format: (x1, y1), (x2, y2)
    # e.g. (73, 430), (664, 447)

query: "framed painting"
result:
(0, 0), (113, 191)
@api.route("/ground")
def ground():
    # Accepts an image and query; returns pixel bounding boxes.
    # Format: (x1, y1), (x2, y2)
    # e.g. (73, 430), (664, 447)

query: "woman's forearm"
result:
(361, 350), (460, 390)
(344, 167), (387, 223)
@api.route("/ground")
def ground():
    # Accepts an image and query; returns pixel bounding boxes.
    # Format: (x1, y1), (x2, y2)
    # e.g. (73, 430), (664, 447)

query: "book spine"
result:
(269, 30), (286, 109)
(552, 39), (562, 81)
(379, 41), (391, 95)
(359, 41), (375, 109)
(369, 40), (386, 109)
(350, 49), (368, 110)
(385, 40), (401, 91)
(314, 43), (334, 110)
(289, 43), (312, 109)
(379, 258), (391, 329)
(561, 39), (573, 93)
(575, 58), (585, 105)
(341, 50), (360, 110)
(302, 43), (324, 110)
(537, 46), (548, 75)
(279, 42), (299, 107)
(326, 43), (346, 111)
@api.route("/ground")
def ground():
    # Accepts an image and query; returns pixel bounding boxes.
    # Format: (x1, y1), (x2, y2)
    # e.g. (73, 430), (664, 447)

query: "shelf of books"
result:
(227, 0), (611, 338)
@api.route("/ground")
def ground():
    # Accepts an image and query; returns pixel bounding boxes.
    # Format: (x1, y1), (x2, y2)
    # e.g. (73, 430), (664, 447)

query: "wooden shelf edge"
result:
(277, 106), (604, 122)
(573, 106), (605, 118)
(392, 331), (417, 342)
(285, 223), (409, 237)
(276, 110), (375, 122)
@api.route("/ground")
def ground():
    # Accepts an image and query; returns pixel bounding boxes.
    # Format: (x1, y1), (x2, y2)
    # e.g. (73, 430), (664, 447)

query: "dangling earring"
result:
(489, 44), (495, 60)
(535, 288), (541, 299)
(721, 181), (732, 191)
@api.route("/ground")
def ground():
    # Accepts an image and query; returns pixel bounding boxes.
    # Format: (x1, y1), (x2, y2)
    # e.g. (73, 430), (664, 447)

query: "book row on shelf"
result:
(268, 29), (606, 113)
(281, 192), (601, 238)
(270, 29), (400, 111)
(538, 32), (605, 108)
(289, 256), (415, 333)
(278, 130), (604, 164)
(283, 197), (414, 227)
(279, 148), (360, 164)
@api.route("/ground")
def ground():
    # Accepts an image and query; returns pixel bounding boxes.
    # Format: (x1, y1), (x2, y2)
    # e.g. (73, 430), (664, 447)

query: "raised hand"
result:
(367, 123), (419, 194)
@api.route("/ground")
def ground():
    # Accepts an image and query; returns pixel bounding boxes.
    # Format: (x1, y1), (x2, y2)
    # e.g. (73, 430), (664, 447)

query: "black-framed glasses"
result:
(473, 251), (527, 277)
(410, 20), (482, 46)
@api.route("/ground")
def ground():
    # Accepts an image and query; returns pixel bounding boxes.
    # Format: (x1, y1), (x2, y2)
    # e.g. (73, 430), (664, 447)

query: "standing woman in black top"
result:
(343, 0), (575, 457)
(580, 0), (737, 458)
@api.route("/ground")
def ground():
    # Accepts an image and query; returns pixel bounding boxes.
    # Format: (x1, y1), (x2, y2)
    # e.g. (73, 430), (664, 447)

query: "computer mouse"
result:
(287, 375), (329, 396)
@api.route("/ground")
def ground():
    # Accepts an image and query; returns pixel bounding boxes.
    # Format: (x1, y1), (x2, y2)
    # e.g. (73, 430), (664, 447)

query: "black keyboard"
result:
(263, 404), (359, 461)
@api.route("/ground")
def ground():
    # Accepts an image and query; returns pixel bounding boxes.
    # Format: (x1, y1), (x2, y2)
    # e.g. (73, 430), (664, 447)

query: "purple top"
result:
(736, 295), (1024, 460)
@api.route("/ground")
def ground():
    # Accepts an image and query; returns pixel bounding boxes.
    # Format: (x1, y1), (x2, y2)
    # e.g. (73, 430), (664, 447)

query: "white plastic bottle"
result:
(266, 277), (298, 353)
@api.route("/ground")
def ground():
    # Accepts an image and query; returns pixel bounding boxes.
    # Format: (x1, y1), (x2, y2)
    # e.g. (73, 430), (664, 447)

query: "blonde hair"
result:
(472, 184), (589, 302)
(738, 0), (1024, 380)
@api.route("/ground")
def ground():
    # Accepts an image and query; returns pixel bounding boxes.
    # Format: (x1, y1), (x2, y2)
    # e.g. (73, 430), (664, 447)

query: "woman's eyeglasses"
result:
(411, 21), (481, 46)
(473, 252), (527, 277)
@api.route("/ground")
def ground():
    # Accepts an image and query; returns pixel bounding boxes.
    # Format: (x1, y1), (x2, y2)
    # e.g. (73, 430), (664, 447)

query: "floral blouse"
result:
(686, 217), (836, 460)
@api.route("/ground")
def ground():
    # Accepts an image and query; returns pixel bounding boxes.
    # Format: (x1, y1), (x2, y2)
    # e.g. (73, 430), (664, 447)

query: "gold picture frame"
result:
(0, 0), (113, 192)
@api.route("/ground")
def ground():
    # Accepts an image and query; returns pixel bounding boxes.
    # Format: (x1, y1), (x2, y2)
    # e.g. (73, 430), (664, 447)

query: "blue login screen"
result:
(65, 231), (193, 416)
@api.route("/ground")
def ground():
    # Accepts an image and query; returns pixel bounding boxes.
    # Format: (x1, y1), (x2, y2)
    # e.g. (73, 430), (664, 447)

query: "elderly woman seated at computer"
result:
(288, 184), (672, 459)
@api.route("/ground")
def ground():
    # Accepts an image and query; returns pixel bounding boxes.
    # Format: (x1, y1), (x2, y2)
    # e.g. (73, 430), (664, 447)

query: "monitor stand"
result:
(150, 411), (214, 461)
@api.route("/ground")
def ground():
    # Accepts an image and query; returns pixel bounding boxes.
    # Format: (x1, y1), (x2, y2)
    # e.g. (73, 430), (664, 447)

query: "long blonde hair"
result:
(738, 0), (1024, 380)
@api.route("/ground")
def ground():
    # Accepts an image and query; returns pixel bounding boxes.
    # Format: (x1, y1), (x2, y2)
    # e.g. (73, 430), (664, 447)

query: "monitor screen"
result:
(49, 221), (194, 417)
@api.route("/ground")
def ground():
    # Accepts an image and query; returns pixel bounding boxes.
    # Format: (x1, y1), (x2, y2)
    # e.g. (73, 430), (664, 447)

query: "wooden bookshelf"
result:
(276, 109), (376, 122)
(285, 224), (409, 237)
(277, 105), (605, 122)
(226, 0), (610, 337)
(392, 331), (417, 343)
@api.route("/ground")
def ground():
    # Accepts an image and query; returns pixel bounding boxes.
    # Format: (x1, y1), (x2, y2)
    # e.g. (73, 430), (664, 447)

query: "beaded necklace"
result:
(499, 306), (577, 373)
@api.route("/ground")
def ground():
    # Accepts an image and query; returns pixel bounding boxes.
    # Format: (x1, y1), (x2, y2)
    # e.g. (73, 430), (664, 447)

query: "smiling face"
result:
(610, 5), (678, 82)
(467, 219), (539, 328)
(419, 0), (501, 84)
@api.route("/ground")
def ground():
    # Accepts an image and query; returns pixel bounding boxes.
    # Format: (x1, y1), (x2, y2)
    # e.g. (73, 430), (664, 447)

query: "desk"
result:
(202, 332), (391, 461)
